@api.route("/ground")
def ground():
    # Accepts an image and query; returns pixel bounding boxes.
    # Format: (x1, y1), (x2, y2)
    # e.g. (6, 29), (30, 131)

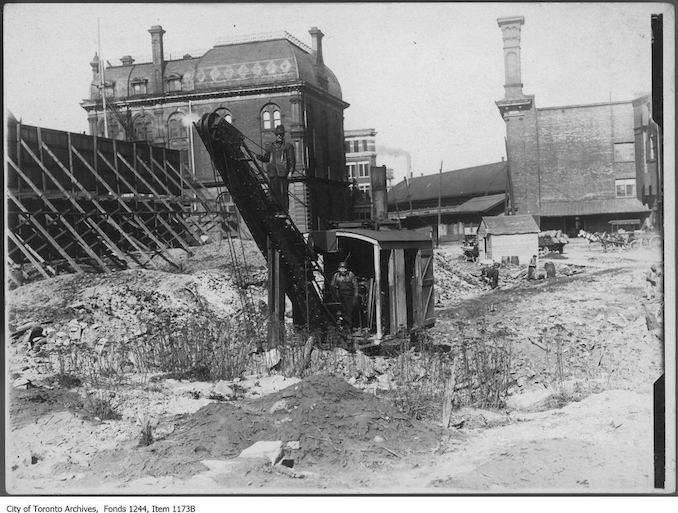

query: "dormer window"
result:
(103, 81), (115, 98)
(130, 78), (148, 96)
(166, 74), (182, 92)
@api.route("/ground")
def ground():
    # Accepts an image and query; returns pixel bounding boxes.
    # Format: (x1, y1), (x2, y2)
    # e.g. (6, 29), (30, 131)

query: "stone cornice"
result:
(81, 80), (349, 112)
(496, 95), (534, 117)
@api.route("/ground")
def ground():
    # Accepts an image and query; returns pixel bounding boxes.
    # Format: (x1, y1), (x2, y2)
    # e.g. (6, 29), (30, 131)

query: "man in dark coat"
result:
(331, 261), (359, 327)
(256, 124), (296, 212)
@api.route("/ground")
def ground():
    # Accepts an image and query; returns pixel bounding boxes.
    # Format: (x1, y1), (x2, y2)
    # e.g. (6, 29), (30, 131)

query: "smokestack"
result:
(121, 55), (135, 66)
(308, 27), (324, 66)
(148, 25), (166, 94)
(497, 16), (525, 100)
(370, 165), (388, 221)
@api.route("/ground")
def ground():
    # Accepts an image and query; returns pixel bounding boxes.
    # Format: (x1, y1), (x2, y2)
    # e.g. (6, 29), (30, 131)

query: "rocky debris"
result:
(239, 440), (283, 464)
(446, 407), (510, 429)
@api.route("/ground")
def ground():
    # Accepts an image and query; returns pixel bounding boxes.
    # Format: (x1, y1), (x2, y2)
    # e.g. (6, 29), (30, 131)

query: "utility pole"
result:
(188, 100), (196, 177)
(97, 18), (109, 138)
(437, 160), (443, 248)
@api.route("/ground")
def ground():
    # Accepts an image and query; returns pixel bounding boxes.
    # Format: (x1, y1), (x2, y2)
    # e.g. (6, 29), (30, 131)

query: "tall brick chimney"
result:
(497, 16), (525, 100)
(308, 27), (324, 66)
(148, 25), (166, 94)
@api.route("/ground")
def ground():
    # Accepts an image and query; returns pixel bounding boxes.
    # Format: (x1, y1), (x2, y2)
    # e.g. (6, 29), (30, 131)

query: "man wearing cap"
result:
(331, 261), (359, 328)
(256, 125), (296, 212)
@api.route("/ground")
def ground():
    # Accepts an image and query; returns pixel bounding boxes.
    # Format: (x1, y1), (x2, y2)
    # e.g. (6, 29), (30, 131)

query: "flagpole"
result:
(98, 18), (109, 138)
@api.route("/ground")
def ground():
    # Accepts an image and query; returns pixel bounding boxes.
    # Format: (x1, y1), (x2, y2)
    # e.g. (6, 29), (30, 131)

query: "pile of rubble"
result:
(433, 250), (588, 307)
(81, 375), (440, 481)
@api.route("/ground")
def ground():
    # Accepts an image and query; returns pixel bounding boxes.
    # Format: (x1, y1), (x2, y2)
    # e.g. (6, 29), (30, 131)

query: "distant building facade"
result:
(388, 161), (508, 242)
(496, 16), (650, 235)
(344, 128), (377, 196)
(81, 26), (350, 232)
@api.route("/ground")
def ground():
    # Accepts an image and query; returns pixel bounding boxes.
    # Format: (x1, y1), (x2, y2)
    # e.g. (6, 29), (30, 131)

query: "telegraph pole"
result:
(97, 18), (109, 138)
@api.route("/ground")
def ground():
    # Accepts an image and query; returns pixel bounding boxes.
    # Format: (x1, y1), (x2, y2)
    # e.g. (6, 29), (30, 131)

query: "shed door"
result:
(414, 249), (435, 328)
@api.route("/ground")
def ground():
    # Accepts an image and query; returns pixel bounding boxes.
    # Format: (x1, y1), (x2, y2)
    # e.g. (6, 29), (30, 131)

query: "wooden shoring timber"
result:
(7, 158), (111, 272)
(140, 154), (211, 237)
(9, 164), (111, 270)
(154, 157), (213, 212)
(16, 143), (129, 269)
(42, 140), (151, 267)
(117, 152), (199, 241)
(71, 147), (180, 269)
(8, 229), (57, 276)
(7, 191), (84, 273)
(6, 258), (24, 287)
(109, 151), (196, 253)
(39, 141), (158, 269)
(7, 232), (55, 279)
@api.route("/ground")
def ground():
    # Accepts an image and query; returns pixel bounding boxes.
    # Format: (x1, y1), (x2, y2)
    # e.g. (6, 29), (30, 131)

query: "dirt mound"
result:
(84, 375), (440, 480)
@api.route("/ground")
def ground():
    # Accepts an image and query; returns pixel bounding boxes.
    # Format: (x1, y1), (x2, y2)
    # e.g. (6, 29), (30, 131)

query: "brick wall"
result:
(536, 102), (634, 203)
(505, 105), (540, 215)
(505, 100), (636, 213)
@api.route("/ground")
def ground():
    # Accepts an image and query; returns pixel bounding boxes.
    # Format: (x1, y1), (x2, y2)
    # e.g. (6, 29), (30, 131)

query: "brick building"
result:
(344, 128), (377, 196)
(81, 26), (350, 232)
(496, 16), (650, 235)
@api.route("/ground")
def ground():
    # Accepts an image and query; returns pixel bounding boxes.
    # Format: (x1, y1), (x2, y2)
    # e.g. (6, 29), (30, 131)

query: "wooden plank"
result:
(7, 232), (54, 279)
(388, 250), (397, 335)
(72, 146), (180, 269)
(135, 154), (208, 237)
(160, 158), (213, 210)
(393, 248), (407, 331)
(41, 140), (156, 269)
(6, 191), (84, 273)
(114, 152), (195, 252)
(373, 244), (382, 339)
(20, 142), (129, 268)
(9, 154), (111, 272)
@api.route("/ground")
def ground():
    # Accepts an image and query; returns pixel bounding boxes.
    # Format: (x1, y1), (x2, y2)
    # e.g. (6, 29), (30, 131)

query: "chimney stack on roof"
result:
(148, 25), (166, 94)
(308, 27), (324, 66)
(121, 55), (135, 66)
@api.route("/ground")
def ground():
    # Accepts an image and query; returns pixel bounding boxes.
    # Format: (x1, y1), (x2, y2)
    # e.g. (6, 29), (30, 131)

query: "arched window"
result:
(261, 104), (281, 131)
(168, 116), (187, 139)
(133, 114), (153, 142)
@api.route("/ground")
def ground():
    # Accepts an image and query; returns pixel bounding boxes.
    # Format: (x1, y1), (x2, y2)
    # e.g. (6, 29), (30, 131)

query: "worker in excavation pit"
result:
(331, 261), (359, 328)
(256, 124), (296, 212)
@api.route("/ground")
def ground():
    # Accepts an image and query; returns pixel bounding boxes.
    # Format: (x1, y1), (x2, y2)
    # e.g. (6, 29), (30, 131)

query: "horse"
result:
(578, 229), (609, 252)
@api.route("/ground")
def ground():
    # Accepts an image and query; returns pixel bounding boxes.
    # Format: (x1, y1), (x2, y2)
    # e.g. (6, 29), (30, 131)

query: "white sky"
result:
(3, 2), (673, 178)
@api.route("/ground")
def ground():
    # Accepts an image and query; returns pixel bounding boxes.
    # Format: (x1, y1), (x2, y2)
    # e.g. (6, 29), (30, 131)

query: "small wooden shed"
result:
(477, 215), (539, 265)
